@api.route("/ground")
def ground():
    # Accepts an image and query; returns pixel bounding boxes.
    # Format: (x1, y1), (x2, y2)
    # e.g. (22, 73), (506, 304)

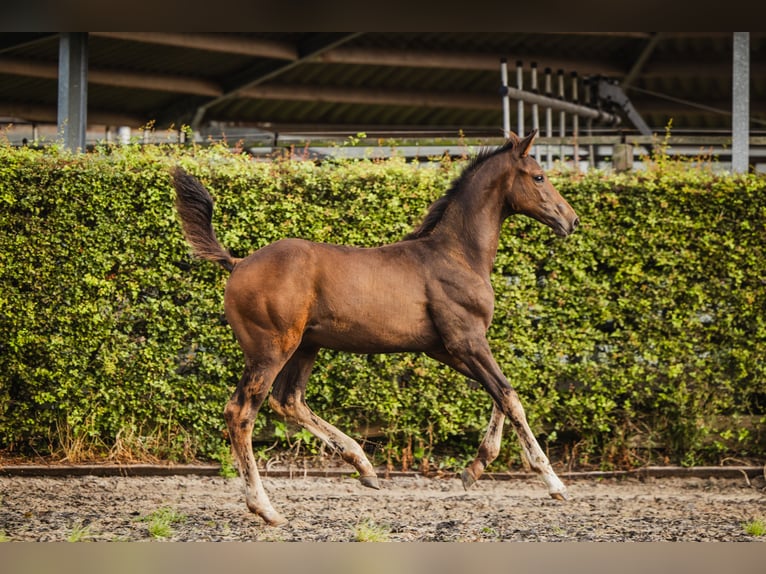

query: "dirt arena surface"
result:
(1, 469), (765, 542)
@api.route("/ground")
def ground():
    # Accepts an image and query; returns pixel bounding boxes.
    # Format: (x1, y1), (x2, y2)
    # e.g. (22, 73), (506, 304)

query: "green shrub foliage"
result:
(1, 140), (764, 468)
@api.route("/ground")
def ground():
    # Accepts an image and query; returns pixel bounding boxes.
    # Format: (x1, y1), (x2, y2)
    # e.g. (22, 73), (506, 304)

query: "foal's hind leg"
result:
(461, 403), (505, 489)
(225, 363), (288, 526)
(269, 347), (380, 489)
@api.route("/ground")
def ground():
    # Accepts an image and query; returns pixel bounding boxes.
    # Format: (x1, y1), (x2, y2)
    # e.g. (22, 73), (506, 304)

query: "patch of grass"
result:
(138, 507), (187, 540)
(480, 526), (499, 540)
(66, 522), (96, 542)
(353, 519), (391, 542)
(0, 531), (9, 542)
(742, 518), (766, 537)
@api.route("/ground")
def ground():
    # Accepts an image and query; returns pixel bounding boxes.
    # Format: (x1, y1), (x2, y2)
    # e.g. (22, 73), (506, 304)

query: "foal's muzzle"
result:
(553, 204), (579, 237)
(570, 216), (580, 233)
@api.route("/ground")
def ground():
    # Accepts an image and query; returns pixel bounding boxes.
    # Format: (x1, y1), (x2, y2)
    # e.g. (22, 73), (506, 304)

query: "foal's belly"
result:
(303, 294), (439, 354)
(297, 242), (439, 353)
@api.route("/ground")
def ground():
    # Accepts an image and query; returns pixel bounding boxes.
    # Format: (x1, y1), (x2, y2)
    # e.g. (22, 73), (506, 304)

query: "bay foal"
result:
(173, 130), (579, 525)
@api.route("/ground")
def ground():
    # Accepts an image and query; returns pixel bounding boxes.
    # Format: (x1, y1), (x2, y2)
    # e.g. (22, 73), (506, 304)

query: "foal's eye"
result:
(533, 175), (545, 183)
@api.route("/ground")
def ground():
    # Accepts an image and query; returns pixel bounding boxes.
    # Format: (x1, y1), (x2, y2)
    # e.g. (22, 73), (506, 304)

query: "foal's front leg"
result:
(503, 385), (568, 500)
(429, 345), (565, 497)
(439, 338), (568, 500)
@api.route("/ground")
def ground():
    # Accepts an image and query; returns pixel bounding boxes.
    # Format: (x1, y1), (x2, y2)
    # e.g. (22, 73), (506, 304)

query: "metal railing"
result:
(3, 121), (766, 173)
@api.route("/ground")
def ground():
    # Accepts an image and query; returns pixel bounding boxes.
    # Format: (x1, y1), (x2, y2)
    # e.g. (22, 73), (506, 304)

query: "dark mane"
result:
(402, 138), (517, 240)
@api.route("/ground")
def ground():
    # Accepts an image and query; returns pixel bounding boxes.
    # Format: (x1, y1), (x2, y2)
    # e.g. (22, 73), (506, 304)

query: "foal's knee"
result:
(223, 400), (238, 427)
(224, 398), (256, 433)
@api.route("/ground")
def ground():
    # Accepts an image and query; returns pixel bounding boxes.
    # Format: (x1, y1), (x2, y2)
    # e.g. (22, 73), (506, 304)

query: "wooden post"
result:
(613, 143), (634, 172)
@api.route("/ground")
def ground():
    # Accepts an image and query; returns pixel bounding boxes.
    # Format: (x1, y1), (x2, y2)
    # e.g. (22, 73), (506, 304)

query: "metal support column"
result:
(57, 33), (88, 152)
(732, 32), (750, 173)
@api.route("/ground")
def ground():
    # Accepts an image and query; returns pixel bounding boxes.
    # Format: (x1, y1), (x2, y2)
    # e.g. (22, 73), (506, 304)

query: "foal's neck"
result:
(437, 175), (509, 275)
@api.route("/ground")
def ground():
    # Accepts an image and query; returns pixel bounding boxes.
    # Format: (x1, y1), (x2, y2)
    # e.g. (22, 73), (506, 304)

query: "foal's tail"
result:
(172, 168), (241, 273)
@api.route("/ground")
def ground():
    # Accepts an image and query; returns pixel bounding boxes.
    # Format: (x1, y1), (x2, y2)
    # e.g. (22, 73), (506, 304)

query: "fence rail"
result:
(244, 135), (766, 173)
(3, 121), (766, 172)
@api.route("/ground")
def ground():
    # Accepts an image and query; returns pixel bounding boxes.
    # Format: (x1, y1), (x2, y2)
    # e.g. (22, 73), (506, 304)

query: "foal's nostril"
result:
(572, 217), (580, 229)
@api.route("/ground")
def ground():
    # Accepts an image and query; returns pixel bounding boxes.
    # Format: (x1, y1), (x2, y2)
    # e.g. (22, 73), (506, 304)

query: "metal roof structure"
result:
(0, 32), (763, 141)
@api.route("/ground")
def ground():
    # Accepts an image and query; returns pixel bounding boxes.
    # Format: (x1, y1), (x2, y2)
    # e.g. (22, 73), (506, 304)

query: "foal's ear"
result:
(506, 131), (521, 146)
(516, 129), (537, 158)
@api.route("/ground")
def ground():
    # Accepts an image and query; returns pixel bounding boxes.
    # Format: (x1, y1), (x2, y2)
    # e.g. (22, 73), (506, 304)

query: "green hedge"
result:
(1, 140), (764, 470)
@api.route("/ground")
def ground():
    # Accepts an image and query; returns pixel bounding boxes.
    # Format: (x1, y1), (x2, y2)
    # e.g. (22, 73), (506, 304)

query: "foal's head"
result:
(500, 130), (579, 237)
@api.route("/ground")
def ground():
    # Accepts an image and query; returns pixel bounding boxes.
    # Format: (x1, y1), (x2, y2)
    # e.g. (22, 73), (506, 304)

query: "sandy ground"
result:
(1, 470), (765, 542)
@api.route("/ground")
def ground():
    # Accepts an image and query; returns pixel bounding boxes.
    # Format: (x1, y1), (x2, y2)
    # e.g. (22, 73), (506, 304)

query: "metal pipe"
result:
(544, 67), (553, 168)
(557, 70), (566, 162)
(499, 83), (620, 125)
(571, 72), (579, 170)
(585, 78), (595, 169)
(516, 60), (524, 136)
(531, 62), (540, 161)
(500, 58), (510, 137)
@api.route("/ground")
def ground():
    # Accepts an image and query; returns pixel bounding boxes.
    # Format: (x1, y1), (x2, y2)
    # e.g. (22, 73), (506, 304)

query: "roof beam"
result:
(237, 84), (766, 117)
(89, 69), (220, 97)
(642, 59), (766, 77)
(316, 46), (624, 77)
(0, 57), (222, 96)
(542, 32), (653, 39)
(90, 32), (297, 60)
(0, 33), (57, 55)
(239, 84), (500, 110)
(3, 96), (760, 132)
(0, 101), (145, 126)
(632, 99), (766, 115)
(0, 57), (58, 79)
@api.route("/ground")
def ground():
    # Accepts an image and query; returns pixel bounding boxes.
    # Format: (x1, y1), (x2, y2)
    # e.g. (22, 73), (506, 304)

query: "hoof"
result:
(549, 490), (569, 502)
(359, 475), (380, 490)
(461, 468), (477, 490)
(261, 512), (289, 527)
(248, 502), (289, 527)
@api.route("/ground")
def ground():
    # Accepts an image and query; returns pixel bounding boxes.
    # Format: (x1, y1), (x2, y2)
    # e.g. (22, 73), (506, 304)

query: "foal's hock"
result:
(173, 130), (579, 526)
